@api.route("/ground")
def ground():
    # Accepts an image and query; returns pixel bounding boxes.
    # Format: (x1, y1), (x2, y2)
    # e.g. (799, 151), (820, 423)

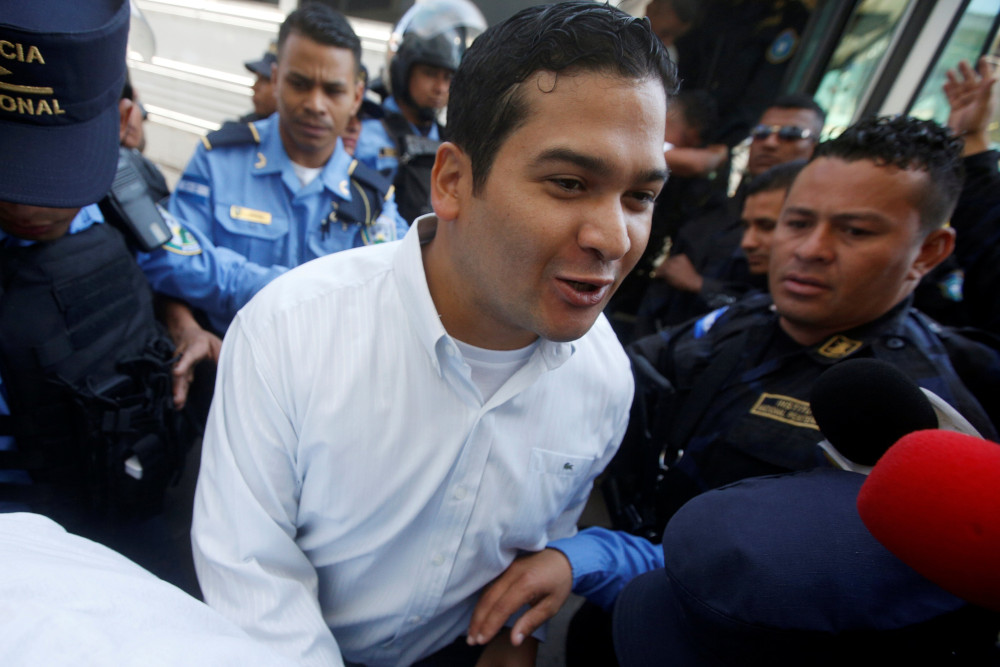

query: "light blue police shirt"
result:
(169, 115), (407, 275)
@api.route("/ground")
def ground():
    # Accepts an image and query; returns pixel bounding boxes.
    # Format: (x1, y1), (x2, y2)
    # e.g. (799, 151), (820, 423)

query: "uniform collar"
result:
(254, 115), (356, 200)
(384, 96), (440, 140)
(807, 297), (913, 364)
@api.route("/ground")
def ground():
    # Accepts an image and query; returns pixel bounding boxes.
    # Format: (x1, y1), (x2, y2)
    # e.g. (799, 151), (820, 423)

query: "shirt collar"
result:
(800, 297), (914, 365)
(393, 215), (575, 376)
(254, 116), (355, 200)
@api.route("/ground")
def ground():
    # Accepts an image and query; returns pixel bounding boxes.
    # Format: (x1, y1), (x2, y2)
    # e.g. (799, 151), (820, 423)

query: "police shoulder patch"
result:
(163, 221), (203, 256)
(766, 28), (799, 64)
(693, 306), (729, 339)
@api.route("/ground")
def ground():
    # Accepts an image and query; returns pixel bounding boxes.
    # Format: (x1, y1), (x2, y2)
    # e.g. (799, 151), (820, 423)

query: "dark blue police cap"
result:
(613, 469), (990, 666)
(0, 1), (129, 207)
(244, 41), (278, 78)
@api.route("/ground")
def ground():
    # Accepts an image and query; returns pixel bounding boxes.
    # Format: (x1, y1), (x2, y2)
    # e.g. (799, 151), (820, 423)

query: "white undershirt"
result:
(291, 162), (323, 187)
(453, 338), (539, 402)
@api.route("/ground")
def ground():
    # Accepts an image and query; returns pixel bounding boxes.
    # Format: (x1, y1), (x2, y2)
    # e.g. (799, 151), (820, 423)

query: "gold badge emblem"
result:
(817, 335), (863, 359)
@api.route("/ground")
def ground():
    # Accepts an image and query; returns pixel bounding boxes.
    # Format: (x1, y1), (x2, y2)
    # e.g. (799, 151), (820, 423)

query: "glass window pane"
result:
(908, 0), (1000, 150)
(813, 0), (912, 137)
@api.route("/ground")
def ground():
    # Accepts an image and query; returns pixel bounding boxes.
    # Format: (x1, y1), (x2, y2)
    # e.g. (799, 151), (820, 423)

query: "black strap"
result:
(660, 328), (749, 468)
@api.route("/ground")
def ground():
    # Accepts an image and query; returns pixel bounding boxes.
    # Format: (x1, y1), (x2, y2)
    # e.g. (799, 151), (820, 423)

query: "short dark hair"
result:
(812, 115), (964, 233)
(768, 93), (826, 136)
(745, 158), (807, 197)
(448, 1), (678, 192)
(278, 2), (361, 74)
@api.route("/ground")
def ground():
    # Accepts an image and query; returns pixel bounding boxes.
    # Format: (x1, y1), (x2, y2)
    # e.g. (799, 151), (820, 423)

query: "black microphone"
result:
(809, 358), (938, 467)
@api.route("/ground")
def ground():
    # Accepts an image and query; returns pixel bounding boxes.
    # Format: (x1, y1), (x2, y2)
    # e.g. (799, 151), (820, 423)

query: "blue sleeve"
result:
(135, 206), (287, 332)
(168, 145), (214, 236)
(548, 527), (663, 611)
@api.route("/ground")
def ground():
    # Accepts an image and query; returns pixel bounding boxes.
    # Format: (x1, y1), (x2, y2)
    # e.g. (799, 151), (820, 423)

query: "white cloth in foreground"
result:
(192, 216), (633, 666)
(0, 512), (296, 667)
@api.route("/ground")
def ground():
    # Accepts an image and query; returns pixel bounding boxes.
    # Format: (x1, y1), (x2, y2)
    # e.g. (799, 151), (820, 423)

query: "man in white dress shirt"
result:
(191, 3), (675, 666)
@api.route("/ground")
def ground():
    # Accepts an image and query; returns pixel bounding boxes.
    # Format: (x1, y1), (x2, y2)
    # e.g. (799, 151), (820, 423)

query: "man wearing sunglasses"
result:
(746, 94), (824, 179)
(635, 94), (824, 335)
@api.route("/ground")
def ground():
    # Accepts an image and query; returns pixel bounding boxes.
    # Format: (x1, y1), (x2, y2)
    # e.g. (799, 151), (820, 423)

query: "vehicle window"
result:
(908, 0), (1000, 149)
(813, 0), (912, 137)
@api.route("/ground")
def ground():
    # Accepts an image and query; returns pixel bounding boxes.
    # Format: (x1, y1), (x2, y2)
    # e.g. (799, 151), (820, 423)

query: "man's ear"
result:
(431, 141), (469, 221)
(118, 98), (135, 142)
(351, 77), (364, 115)
(909, 226), (956, 280)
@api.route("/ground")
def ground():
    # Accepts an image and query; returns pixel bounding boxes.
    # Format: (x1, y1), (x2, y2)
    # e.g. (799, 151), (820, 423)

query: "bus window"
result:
(813, 0), (912, 137)
(908, 0), (1000, 149)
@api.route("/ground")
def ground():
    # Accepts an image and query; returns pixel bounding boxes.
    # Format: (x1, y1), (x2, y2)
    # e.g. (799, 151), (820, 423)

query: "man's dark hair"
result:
(812, 115), (964, 233)
(674, 90), (718, 146)
(769, 93), (826, 135)
(745, 158), (806, 197)
(448, 1), (678, 192)
(278, 2), (361, 74)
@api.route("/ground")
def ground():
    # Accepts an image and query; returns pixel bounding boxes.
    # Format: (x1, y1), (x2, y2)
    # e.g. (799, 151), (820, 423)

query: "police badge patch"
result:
(163, 220), (203, 256)
(766, 28), (798, 64)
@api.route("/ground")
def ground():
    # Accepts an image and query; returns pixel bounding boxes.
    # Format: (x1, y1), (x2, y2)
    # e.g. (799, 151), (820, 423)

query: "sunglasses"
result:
(751, 124), (814, 142)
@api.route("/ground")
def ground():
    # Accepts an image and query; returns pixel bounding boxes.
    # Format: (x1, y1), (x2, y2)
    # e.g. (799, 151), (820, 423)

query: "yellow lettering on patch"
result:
(25, 45), (43, 64)
(0, 95), (63, 116)
(749, 393), (818, 430)
(0, 41), (43, 63)
(230, 206), (272, 224)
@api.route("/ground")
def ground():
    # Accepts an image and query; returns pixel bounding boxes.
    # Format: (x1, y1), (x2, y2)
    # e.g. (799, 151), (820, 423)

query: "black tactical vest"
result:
(0, 222), (181, 518)
(382, 111), (441, 225)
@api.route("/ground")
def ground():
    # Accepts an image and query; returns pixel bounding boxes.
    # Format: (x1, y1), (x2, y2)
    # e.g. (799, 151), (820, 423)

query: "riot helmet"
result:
(387, 0), (486, 123)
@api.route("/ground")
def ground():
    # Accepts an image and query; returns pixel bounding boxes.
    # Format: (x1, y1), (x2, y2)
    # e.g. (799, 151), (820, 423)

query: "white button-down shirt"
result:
(0, 513), (296, 667)
(192, 216), (633, 666)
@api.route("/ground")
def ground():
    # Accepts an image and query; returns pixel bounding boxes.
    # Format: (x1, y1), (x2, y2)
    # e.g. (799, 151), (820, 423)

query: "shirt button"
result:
(431, 553), (445, 566)
(885, 337), (905, 350)
(410, 616), (422, 624)
(453, 486), (467, 500)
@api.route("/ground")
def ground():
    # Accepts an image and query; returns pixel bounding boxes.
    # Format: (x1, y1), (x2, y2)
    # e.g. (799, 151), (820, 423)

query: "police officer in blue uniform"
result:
(354, 0), (485, 224)
(170, 2), (407, 301)
(0, 0), (289, 596)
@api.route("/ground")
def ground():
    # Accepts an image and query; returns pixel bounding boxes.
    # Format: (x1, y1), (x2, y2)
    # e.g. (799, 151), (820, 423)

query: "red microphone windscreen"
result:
(858, 429), (1000, 611)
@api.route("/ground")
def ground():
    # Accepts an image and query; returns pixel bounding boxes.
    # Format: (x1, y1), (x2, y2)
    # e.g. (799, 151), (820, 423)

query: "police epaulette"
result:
(200, 121), (261, 151)
(347, 159), (394, 201)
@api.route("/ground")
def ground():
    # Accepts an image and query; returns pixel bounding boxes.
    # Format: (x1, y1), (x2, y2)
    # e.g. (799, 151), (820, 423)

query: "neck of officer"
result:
(400, 99), (434, 132)
(279, 126), (336, 169)
(777, 293), (914, 347)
